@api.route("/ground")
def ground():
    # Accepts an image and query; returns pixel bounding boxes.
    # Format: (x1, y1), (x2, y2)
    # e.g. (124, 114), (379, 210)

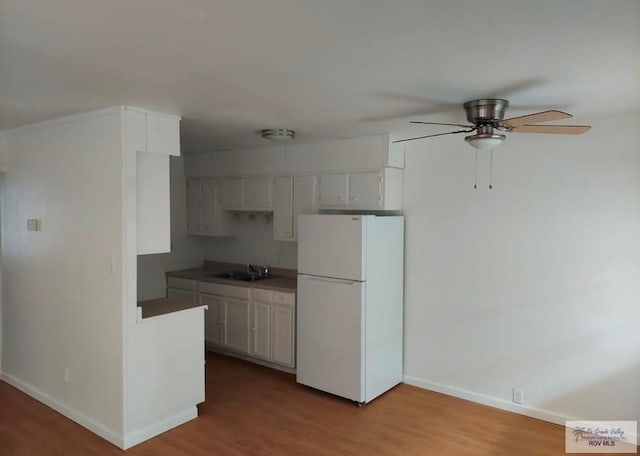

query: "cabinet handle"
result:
(351, 197), (358, 201)
(338, 197), (344, 201)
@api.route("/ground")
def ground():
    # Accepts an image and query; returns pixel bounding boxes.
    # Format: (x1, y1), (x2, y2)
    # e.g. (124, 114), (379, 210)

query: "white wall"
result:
(402, 114), (640, 423)
(137, 157), (204, 301)
(185, 135), (397, 177)
(1, 112), (125, 437)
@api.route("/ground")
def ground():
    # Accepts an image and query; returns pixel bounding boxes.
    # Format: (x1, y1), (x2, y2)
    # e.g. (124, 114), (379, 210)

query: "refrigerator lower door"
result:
(296, 274), (365, 402)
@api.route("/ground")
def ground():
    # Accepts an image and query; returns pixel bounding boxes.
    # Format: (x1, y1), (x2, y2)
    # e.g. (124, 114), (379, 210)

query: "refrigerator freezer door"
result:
(296, 274), (365, 402)
(297, 215), (366, 281)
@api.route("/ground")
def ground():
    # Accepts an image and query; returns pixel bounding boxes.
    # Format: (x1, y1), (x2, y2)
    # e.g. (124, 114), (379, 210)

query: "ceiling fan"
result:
(393, 99), (591, 149)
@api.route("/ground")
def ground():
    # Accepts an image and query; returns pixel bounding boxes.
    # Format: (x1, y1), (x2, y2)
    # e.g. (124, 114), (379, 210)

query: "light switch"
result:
(27, 219), (41, 231)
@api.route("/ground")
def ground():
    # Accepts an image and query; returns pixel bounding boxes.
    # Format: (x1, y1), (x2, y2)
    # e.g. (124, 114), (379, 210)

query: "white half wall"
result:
(137, 157), (204, 301)
(403, 113), (640, 423)
(1, 110), (125, 438)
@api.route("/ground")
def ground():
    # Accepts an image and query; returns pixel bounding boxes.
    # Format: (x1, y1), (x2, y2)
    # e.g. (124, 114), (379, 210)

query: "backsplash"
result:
(203, 213), (298, 269)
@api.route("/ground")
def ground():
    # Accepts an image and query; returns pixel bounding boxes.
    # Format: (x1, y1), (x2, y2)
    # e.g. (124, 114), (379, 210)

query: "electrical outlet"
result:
(27, 219), (41, 231)
(64, 367), (71, 383)
(512, 387), (523, 405)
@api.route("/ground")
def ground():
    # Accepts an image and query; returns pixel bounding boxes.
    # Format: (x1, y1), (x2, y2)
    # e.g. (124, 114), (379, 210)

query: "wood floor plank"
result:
(0, 352), (594, 455)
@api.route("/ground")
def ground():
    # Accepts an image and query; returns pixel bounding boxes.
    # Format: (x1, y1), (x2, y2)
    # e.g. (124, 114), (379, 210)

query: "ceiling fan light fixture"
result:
(465, 133), (505, 150)
(261, 129), (295, 141)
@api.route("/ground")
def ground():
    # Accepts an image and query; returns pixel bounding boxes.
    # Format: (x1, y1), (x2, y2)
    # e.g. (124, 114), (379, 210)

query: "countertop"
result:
(166, 264), (297, 292)
(137, 297), (206, 319)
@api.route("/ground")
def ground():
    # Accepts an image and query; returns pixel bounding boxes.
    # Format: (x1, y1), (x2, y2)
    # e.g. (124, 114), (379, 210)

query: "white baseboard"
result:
(123, 406), (197, 450)
(402, 375), (639, 443)
(403, 375), (573, 426)
(0, 372), (124, 448)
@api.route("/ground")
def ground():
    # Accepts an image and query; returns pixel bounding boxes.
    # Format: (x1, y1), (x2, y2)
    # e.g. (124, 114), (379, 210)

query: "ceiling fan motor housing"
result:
(463, 98), (509, 125)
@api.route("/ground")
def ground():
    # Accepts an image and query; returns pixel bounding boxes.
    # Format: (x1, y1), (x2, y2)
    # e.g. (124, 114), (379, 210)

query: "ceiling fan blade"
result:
(502, 110), (572, 128)
(392, 128), (476, 144)
(510, 124), (591, 135)
(410, 121), (474, 128)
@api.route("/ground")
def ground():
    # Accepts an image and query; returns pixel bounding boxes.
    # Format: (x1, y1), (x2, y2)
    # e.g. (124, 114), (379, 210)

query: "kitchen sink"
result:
(211, 271), (272, 282)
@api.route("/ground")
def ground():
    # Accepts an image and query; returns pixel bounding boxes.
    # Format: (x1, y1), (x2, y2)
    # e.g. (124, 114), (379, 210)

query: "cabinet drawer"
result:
(252, 288), (273, 302)
(273, 291), (294, 306)
(167, 277), (197, 291)
(199, 281), (251, 300)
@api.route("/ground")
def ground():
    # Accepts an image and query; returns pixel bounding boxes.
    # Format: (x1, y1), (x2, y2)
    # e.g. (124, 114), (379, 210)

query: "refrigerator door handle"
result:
(298, 274), (357, 285)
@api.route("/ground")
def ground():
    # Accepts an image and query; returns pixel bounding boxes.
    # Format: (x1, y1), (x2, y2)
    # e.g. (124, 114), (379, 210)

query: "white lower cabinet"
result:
(271, 302), (294, 367)
(167, 278), (198, 304)
(196, 279), (296, 369)
(251, 300), (272, 360)
(201, 293), (224, 345)
(223, 297), (251, 353)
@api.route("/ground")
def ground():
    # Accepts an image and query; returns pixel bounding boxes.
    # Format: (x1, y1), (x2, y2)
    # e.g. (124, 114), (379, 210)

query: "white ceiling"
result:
(1, 0), (639, 151)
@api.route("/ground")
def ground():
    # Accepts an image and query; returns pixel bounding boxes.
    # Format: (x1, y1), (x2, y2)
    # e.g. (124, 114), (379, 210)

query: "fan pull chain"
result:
(489, 148), (494, 190)
(474, 148), (478, 189)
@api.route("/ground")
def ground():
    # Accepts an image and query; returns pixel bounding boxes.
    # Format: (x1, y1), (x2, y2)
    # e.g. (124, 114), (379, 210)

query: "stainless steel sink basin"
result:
(211, 271), (272, 282)
(214, 271), (249, 280)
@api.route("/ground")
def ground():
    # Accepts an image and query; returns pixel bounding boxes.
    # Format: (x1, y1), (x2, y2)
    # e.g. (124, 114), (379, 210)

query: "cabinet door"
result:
(251, 301), (272, 360)
(273, 176), (293, 240)
(224, 297), (251, 353)
(201, 293), (224, 346)
(293, 175), (316, 241)
(318, 173), (348, 208)
(147, 113), (180, 156)
(272, 303), (295, 367)
(201, 179), (217, 234)
(137, 152), (171, 254)
(349, 171), (382, 209)
(167, 288), (196, 305)
(186, 179), (202, 234)
(220, 178), (244, 209)
(244, 177), (272, 209)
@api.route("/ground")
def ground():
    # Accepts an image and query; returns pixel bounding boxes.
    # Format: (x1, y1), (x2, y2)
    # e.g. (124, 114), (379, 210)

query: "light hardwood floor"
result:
(0, 352), (583, 455)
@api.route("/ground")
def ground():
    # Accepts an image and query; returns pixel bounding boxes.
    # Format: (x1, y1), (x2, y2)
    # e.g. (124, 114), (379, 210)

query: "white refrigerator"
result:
(296, 214), (404, 405)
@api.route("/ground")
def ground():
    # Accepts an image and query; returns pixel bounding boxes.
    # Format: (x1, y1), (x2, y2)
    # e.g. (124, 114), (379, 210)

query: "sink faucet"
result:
(246, 263), (270, 277)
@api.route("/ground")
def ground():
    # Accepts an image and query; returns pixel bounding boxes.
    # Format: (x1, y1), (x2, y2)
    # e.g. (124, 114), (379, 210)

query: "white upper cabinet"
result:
(244, 177), (272, 210)
(348, 171), (381, 209)
(273, 175), (317, 241)
(273, 176), (293, 240)
(147, 113), (180, 156)
(318, 173), (349, 208)
(220, 178), (244, 209)
(293, 175), (317, 240)
(187, 178), (203, 233)
(187, 178), (234, 237)
(137, 152), (171, 254)
(125, 108), (180, 157)
(200, 179), (217, 233)
(126, 107), (181, 255)
(317, 168), (403, 211)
